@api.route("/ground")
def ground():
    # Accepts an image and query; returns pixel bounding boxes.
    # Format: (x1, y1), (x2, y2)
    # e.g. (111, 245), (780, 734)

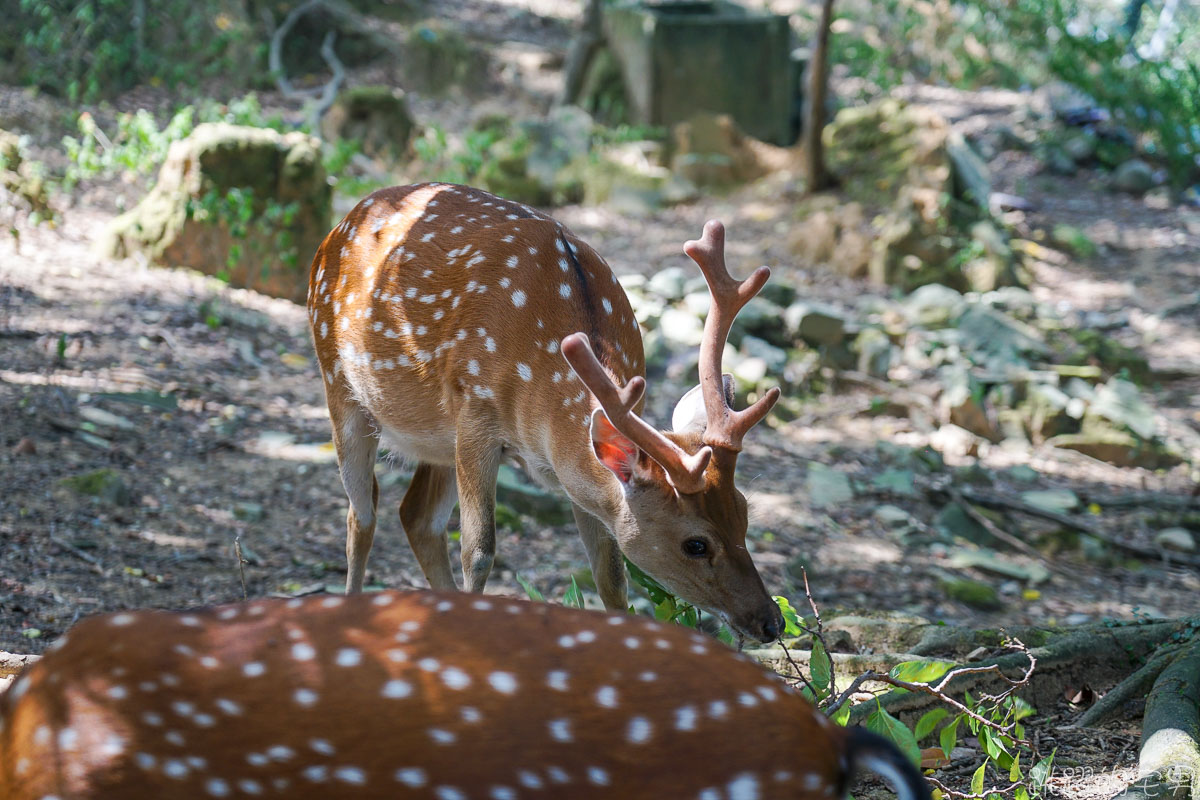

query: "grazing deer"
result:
(307, 183), (783, 641)
(0, 592), (931, 800)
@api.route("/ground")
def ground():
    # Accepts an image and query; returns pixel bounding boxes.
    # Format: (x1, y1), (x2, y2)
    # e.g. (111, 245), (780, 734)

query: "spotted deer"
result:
(307, 183), (783, 641)
(0, 592), (931, 800)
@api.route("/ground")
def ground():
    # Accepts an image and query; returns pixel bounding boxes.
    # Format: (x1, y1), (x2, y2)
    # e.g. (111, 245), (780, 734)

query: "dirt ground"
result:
(1, 1), (1198, 797)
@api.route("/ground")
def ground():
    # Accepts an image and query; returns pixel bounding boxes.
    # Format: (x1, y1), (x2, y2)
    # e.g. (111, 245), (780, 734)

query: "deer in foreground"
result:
(0, 591), (931, 800)
(307, 183), (784, 641)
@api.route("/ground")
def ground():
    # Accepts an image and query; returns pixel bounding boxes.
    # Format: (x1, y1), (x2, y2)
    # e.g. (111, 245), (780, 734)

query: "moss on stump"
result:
(102, 123), (330, 303)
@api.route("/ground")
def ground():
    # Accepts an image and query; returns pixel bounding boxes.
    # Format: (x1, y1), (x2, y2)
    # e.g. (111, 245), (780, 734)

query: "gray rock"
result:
(647, 266), (691, 301)
(731, 356), (769, 390)
(853, 327), (892, 378)
(805, 462), (854, 508)
(784, 302), (846, 346)
(1113, 158), (1155, 194)
(1044, 147), (1078, 176)
(957, 304), (1049, 365)
(682, 291), (712, 318)
(1062, 130), (1097, 162)
(1090, 378), (1157, 440)
(941, 577), (1002, 610)
(903, 284), (966, 328)
(948, 550), (1051, 584)
(734, 297), (788, 345)
(873, 504), (915, 530)
(1154, 527), (1197, 553)
(758, 281), (797, 308)
(1020, 489), (1079, 514)
(658, 307), (704, 347)
(739, 335), (788, 373)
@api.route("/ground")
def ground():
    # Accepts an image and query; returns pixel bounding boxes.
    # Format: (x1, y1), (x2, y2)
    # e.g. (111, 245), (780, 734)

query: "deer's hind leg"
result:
(399, 463), (459, 590)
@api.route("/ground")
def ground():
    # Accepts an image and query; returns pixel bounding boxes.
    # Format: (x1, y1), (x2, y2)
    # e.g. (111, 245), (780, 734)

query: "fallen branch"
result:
(946, 485), (1054, 565)
(49, 534), (106, 575)
(0, 652), (40, 679)
(953, 487), (1200, 568)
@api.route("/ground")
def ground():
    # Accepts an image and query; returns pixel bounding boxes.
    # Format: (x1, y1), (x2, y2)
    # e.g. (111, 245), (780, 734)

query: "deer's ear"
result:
(670, 375), (734, 434)
(589, 408), (638, 484)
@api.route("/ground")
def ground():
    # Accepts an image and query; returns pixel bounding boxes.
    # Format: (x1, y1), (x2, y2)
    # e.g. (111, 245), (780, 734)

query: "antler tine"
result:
(561, 333), (711, 494)
(683, 220), (781, 451)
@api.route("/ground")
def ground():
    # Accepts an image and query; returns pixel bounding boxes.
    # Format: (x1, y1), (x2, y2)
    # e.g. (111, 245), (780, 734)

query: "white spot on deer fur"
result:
(485, 337), (496, 352)
(335, 767), (367, 785)
(624, 636), (641, 649)
(382, 679), (413, 698)
(294, 689), (318, 707)
(528, 246), (538, 255)
(335, 648), (362, 667)
(466, 360), (480, 376)
(491, 787), (517, 800)
(638, 671), (657, 682)
(110, 613), (134, 626)
(437, 599), (454, 611)
(340, 317), (350, 331)
(422, 232), (435, 242)
(699, 789), (720, 800)
(518, 771), (543, 789)
(596, 686), (619, 708)
(502, 235), (514, 243)
(517, 363), (532, 381)
(429, 728), (456, 744)
(576, 630), (596, 643)
(171, 700), (195, 717)
(757, 687), (779, 702)
(709, 700), (730, 718)
(165, 731), (185, 747)
(588, 767), (610, 786)
(552, 372), (562, 383)
(142, 711), (163, 727)
(546, 340), (559, 354)
(474, 385), (495, 398)
(406, 287), (418, 298)
(602, 297), (613, 314)
(373, 593), (394, 606)
(804, 774), (823, 790)
(395, 768), (427, 787)
(559, 283), (572, 298)
(627, 716), (653, 744)
(212, 698), (242, 717)
(386, 648), (407, 662)
(489, 671), (518, 694)
(310, 739), (336, 755)
(507, 214), (518, 220)
(738, 692), (759, 707)
(675, 705), (699, 731)
(303, 766), (329, 782)
(436, 788), (467, 800)
(204, 777), (232, 797)
(442, 667), (471, 689)
(164, 759), (189, 779)
(291, 643), (315, 661)
(558, 257), (568, 271)
(547, 670), (569, 691)
(107, 685), (128, 700)
(418, 658), (440, 672)
(548, 718), (572, 742)
(728, 774), (761, 800)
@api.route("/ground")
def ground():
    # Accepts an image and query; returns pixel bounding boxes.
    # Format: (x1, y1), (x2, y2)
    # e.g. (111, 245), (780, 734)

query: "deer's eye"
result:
(683, 539), (708, 557)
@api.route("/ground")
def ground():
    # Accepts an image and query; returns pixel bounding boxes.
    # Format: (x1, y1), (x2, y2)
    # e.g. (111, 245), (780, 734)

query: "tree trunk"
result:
(560, 0), (604, 106)
(801, 0), (837, 194)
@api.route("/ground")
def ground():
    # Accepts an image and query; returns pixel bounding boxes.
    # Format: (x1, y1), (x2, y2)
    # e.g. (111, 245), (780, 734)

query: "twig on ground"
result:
(234, 533), (248, 599)
(945, 485), (1054, 565)
(49, 534), (105, 575)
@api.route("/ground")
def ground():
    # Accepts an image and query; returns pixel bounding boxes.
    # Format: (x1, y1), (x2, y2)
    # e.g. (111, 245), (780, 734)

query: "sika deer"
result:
(307, 183), (783, 641)
(0, 592), (932, 800)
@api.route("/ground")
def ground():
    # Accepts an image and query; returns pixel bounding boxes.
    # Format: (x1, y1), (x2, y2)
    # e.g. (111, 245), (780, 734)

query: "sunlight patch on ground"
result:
(816, 538), (903, 566)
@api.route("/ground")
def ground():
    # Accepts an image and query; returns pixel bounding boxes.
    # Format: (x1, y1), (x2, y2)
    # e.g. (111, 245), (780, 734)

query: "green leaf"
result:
(773, 595), (803, 637)
(915, 708), (949, 741)
(514, 573), (545, 602)
(811, 638), (833, 696)
(562, 576), (584, 609)
(1006, 694), (1037, 721)
(970, 762), (986, 796)
(865, 708), (921, 767)
(889, 659), (956, 685)
(716, 625), (735, 645)
(1029, 751), (1056, 794)
(625, 558), (670, 604)
(939, 716), (960, 759)
(1015, 786), (1030, 800)
(653, 597), (677, 621)
(677, 605), (699, 629)
(1009, 751), (1021, 783)
(830, 703), (851, 727)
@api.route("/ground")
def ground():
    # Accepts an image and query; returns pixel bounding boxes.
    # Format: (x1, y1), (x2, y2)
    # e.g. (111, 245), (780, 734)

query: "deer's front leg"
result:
(455, 413), (502, 593)
(573, 504), (628, 611)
